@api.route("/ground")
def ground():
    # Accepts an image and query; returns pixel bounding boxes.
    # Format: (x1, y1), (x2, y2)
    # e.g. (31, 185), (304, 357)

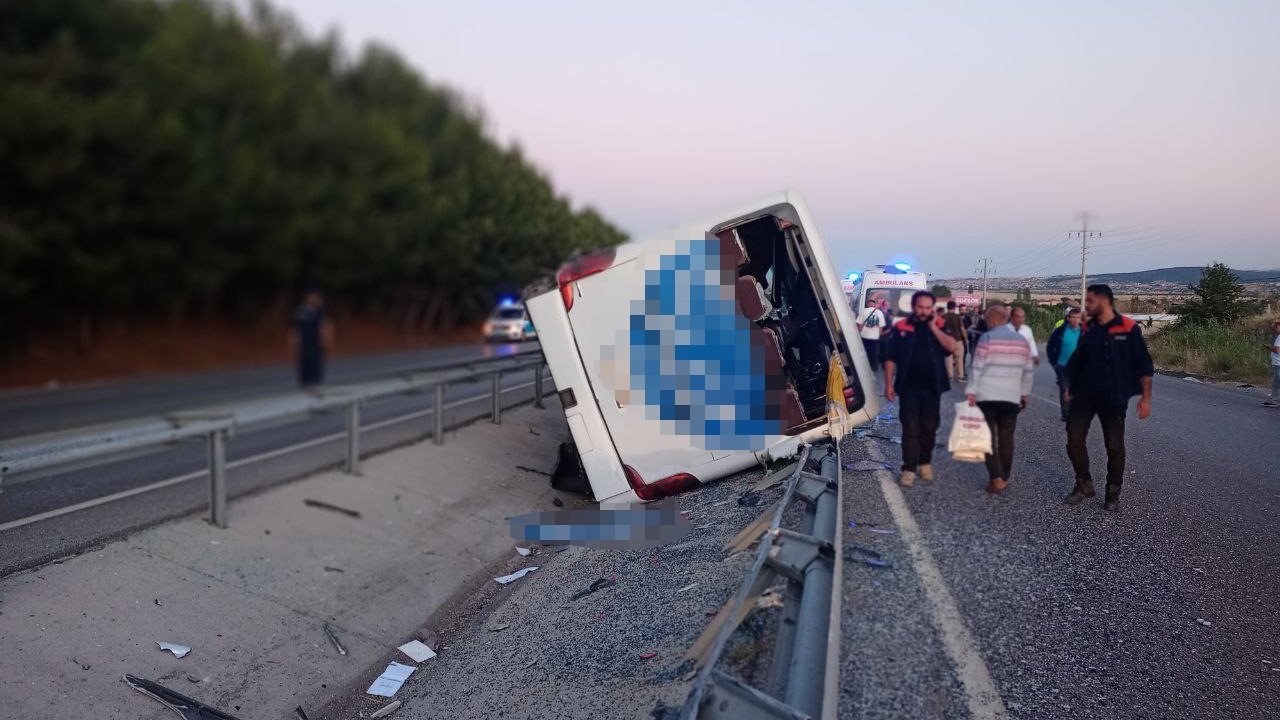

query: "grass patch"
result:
(1148, 320), (1273, 385)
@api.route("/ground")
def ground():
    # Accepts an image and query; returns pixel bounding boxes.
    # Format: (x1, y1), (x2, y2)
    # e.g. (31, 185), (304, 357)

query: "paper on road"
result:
(367, 661), (416, 697)
(494, 567), (538, 584)
(398, 640), (437, 663)
(156, 642), (191, 659)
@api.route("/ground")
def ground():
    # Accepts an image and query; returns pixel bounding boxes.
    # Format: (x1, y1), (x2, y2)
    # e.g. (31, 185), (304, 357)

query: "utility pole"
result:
(1068, 213), (1099, 310)
(976, 258), (992, 309)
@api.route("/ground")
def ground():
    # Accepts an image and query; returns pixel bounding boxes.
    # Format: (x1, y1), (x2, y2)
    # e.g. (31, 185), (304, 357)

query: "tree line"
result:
(0, 0), (626, 350)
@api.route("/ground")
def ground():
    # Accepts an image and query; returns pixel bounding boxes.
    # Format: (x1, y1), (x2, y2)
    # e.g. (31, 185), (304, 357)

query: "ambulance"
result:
(849, 266), (930, 320)
(525, 191), (879, 505)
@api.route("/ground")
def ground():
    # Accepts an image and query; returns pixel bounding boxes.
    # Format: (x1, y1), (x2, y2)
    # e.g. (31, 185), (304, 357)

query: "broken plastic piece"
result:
(495, 567), (538, 585)
(123, 674), (243, 720)
(398, 640), (436, 663)
(157, 642), (191, 659)
(367, 661), (415, 697)
(370, 700), (403, 719)
(322, 623), (347, 656)
(304, 498), (361, 518)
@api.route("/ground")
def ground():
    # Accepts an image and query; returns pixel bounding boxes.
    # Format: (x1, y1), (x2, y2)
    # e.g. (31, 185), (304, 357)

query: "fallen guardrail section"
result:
(680, 438), (843, 720)
(0, 349), (551, 528)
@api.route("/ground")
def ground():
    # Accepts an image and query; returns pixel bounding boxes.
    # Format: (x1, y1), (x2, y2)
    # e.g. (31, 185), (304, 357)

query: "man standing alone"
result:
(1063, 285), (1154, 511)
(885, 291), (959, 487)
(289, 289), (335, 388)
(966, 304), (1034, 494)
(942, 301), (968, 381)
(1046, 308), (1083, 420)
(856, 299), (886, 373)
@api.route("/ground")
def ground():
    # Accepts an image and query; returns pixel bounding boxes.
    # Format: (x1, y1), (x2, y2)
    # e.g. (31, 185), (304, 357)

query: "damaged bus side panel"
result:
(527, 191), (879, 504)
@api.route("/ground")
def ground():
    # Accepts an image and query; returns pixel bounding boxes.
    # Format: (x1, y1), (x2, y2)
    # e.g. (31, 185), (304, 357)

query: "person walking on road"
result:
(1265, 319), (1280, 408)
(942, 301), (968, 381)
(885, 291), (959, 487)
(966, 304), (1034, 495)
(1009, 306), (1040, 366)
(1046, 308), (1083, 421)
(289, 289), (335, 388)
(856, 299), (887, 373)
(1063, 284), (1154, 511)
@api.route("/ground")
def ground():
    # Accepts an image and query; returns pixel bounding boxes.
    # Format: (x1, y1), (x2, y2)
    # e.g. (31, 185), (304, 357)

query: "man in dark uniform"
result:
(884, 291), (959, 487)
(290, 289), (334, 388)
(1063, 284), (1154, 511)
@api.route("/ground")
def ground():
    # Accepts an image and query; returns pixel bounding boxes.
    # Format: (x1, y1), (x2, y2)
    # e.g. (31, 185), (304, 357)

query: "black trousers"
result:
(862, 338), (880, 371)
(899, 389), (942, 471)
(1066, 397), (1127, 488)
(1052, 365), (1071, 420)
(297, 350), (325, 387)
(977, 401), (1020, 481)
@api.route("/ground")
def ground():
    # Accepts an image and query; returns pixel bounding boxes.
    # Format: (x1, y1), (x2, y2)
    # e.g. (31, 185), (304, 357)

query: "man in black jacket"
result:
(885, 291), (959, 488)
(1063, 285), (1154, 511)
(1046, 308), (1083, 421)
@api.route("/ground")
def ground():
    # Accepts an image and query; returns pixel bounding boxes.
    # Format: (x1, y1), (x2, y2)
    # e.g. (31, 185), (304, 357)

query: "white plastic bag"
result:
(948, 402), (992, 463)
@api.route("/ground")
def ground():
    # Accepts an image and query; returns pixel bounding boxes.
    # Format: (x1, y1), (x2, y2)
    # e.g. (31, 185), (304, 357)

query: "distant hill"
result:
(1041, 267), (1280, 285)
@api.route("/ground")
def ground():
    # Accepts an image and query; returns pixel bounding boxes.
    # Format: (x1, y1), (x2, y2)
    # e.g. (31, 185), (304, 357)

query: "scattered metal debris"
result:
(123, 674), (243, 720)
(156, 642), (191, 659)
(322, 623), (347, 656)
(571, 577), (616, 600)
(303, 498), (361, 518)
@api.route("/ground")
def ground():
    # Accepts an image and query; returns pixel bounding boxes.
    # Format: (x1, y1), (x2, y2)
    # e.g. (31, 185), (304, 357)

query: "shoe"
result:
(899, 470), (916, 488)
(1103, 485), (1121, 512)
(1063, 478), (1096, 505)
(986, 478), (1007, 494)
(919, 464), (934, 482)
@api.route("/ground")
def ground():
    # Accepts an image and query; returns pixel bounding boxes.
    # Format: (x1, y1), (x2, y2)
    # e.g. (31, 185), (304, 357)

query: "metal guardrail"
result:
(680, 438), (843, 720)
(0, 349), (550, 528)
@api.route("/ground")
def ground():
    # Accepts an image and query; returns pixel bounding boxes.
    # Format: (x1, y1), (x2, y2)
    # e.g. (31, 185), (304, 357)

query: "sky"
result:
(264, 0), (1279, 278)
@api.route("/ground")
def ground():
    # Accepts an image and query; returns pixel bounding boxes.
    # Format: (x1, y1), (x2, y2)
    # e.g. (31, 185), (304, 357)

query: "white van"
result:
(526, 191), (879, 504)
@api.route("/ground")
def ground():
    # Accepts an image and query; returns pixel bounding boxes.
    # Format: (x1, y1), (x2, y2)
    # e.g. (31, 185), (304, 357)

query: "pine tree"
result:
(1177, 263), (1260, 325)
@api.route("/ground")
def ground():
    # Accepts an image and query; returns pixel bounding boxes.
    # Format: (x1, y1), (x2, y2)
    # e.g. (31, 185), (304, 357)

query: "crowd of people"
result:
(856, 285), (1156, 511)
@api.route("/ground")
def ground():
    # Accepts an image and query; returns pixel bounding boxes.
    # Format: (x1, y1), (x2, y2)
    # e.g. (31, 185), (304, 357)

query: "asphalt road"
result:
(0, 341), (530, 440)
(0, 341), (547, 576)
(839, 362), (1279, 719)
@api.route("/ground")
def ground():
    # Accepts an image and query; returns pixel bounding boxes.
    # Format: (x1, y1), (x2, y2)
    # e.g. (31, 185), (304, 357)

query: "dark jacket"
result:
(1066, 314), (1154, 408)
(886, 316), (952, 396)
(1046, 324), (1077, 367)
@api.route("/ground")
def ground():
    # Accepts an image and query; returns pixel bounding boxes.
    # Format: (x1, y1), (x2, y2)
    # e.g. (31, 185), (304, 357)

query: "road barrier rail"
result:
(0, 349), (551, 528)
(680, 438), (844, 720)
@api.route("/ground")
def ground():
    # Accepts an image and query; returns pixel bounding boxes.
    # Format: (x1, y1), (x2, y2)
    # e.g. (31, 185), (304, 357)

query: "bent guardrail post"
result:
(433, 383), (446, 445)
(491, 371), (503, 424)
(344, 399), (362, 475)
(783, 448), (839, 717)
(534, 364), (545, 409)
(207, 428), (228, 528)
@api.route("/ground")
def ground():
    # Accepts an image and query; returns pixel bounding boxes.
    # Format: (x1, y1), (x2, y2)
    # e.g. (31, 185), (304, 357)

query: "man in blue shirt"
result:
(1045, 308), (1083, 421)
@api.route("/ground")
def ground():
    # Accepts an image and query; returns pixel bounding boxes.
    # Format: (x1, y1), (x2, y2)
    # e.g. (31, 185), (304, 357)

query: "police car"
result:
(526, 190), (878, 505)
(484, 300), (536, 342)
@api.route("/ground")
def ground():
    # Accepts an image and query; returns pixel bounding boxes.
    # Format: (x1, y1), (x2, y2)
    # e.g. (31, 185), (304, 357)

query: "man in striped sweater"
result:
(966, 304), (1035, 494)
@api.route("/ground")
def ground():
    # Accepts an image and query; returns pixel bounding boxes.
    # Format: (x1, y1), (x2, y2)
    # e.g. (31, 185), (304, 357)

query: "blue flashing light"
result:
(893, 262), (912, 272)
(499, 297), (518, 307)
(846, 271), (861, 282)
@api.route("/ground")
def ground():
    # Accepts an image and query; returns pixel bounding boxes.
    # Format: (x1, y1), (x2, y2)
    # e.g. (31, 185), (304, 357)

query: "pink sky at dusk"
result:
(264, 0), (1279, 278)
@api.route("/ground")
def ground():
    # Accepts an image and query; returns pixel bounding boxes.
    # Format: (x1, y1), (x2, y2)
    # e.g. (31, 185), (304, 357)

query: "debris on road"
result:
(495, 567), (539, 585)
(552, 497), (565, 507)
(1196, 618), (1213, 627)
(123, 674), (244, 719)
(322, 622), (347, 656)
(413, 628), (440, 651)
(639, 652), (657, 660)
(370, 700), (403, 718)
(154, 598), (162, 606)
(156, 641), (191, 659)
(367, 661), (416, 697)
(304, 498), (361, 518)
(294, 706), (310, 720)
(865, 527), (896, 535)
(676, 583), (698, 595)
(516, 546), (533, 557)
(570, 577), (616, 600)
(737, 491), (762, 507)
(323, 566), (344, 573)
(398, 639), (437, 663)
(488, 623), (511, 632)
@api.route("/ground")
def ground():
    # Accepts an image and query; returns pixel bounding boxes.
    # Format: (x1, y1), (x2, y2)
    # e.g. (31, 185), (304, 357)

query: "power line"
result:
(1068, 212), (1098, 309)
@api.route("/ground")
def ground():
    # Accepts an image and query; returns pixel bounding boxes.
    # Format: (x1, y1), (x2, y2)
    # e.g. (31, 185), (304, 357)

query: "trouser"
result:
(899, 388), (942, 472)
(297, 351), (324, 387)
(1066, 397), (1127, 489)
(1052, 365), (1071, 420)
(862, 338), (880, 371)
(977, 401), (1020, 481)
(946, 343), (967, 380)
(1272, 365), (1280, 400)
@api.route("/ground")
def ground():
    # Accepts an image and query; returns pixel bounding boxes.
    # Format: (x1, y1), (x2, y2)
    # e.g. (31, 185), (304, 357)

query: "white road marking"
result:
(0, 382), (539, 533)
(1029, 392), (1060, 407)
(865, 441), (1011, 720)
